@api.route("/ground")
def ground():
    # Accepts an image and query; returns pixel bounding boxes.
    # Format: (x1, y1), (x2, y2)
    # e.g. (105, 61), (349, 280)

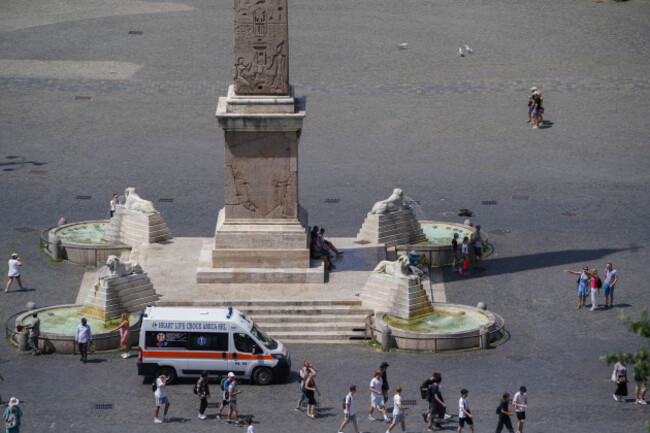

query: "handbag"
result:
(88, 342), (96, 354)
(611, 369), (617, 382)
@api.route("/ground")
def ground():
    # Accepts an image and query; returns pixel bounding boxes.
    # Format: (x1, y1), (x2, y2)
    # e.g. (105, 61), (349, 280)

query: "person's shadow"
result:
(539, 119), (554, 129)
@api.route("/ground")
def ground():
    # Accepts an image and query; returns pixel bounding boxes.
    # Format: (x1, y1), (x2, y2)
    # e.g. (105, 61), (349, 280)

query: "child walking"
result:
(385, 386), (407, 433)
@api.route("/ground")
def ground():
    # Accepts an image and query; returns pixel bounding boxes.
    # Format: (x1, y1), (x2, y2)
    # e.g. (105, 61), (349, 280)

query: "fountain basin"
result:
(47, 221), (131, 266)
(371, 303), (503, 351)
(15, 305), (141, 354)
(396, 221), (489, 267)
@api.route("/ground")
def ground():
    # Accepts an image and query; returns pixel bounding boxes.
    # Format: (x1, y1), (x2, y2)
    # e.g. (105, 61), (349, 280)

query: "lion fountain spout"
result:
(356, 187), (427, 247)
(361, 254), (434, 320)
(80, 255), (157, 320)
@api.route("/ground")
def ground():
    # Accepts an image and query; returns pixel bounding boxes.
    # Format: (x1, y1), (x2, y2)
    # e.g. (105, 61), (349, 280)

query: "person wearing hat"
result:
(5, 254), (24, 293)
(226, 373), (244, 426)
(217, 372), (235, 419)
(450, 233), (460, 272)
(512, 386), (528, 433)
(3, 397), (22, 433)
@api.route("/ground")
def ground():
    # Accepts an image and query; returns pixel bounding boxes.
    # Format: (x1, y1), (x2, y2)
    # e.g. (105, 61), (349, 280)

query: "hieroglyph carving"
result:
(233, 0), (289, 95)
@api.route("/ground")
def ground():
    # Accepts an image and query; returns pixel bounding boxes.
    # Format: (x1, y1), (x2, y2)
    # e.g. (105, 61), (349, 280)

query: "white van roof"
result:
(143, 306), (253, 331)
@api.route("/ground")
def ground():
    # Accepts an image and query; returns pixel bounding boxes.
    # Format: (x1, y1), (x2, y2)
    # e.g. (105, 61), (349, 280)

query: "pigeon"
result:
(465, 44), (473, 54)
(458, 47), (465, 57)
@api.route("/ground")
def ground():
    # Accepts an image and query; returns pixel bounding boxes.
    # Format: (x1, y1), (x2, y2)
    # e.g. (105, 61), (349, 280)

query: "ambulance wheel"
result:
(156, 366), (177, 384)
(253, 367), (273, 385)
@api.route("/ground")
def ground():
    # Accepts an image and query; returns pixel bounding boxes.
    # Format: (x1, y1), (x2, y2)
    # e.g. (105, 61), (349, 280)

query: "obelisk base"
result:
(197, 208), (324, 283)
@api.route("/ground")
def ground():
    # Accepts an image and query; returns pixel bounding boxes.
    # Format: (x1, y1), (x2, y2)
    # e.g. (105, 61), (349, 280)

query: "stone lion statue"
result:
(105, 255), (143, 277)
(123, 187), (157, 214)
(373, 254), (411, 277)
(370, 188), (407, 215)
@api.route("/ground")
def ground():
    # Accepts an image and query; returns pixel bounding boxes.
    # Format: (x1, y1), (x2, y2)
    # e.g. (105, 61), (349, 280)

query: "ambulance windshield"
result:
(250, 323), (277, 350)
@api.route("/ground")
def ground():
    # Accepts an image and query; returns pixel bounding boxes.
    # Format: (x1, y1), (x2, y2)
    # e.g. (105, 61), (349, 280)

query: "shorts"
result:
(459, 417), (473, 426)
(532, 109), (540, 117)
(473, 245), (483, 256)
(528, 105), (534, 113)
(298, 391), (307, 401)
(636, 380), (647, 393)
(371, 394), (385, 409)
(221, 399), (230, 406)
(155, 395), (169, 407)
(429, 402), (445, 418)
(229, 400), (238, 411)
(343, 412), (357, 422)
(516, 411), (526, 421)
(604, 284), (615, 296)
(392, 413), (405, 424)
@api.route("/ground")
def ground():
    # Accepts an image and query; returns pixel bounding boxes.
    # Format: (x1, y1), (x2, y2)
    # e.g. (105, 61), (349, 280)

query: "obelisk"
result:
(197, 0), (323, 284)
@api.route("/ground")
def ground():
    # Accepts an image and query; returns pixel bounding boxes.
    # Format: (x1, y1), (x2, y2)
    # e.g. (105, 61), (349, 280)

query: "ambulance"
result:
(137, 305), (291, 385)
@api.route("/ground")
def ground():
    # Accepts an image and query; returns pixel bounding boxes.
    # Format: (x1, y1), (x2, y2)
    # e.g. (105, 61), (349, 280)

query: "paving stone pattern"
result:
(0, 0), (648, 432)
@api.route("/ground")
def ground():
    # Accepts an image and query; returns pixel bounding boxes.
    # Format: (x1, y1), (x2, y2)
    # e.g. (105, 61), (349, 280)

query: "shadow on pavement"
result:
(444, 246), (638, 281)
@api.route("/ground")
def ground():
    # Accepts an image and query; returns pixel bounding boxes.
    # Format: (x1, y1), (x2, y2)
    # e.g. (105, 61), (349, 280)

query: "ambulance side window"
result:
(188, 332), (229, 351)
(233, 332), (261, 354)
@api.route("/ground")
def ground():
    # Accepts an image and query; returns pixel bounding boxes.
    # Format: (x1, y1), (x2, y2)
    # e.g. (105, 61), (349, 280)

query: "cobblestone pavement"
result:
(1, 0), (649, 432)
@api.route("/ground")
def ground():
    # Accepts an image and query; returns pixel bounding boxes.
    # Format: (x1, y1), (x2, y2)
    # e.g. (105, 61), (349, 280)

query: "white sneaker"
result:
(198, 414), (207, 419)
(368, 415), (376, 421)
(533, 125), (538, 129)
(444, 413), (452, 420)
(154, 418), (163, 423)
(640, 399), (648, 405)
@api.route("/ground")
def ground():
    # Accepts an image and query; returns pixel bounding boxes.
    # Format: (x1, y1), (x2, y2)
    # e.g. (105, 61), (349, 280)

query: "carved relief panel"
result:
(233, 0), (289, 95)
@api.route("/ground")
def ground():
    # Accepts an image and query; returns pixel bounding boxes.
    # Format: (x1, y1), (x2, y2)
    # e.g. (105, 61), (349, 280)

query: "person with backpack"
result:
(195, 371), (210, 420)
(217, 372), (234, 419)
(338, 385), (360, 433)
(295, 360), (315, 412)
(153, 372), (170, 423)
(587, 268), (602, 311)
(495, 393), (514, 433)
(226, 376), (244, 426)
(427, 376), (446, 431)
(3, 397), (22, 433)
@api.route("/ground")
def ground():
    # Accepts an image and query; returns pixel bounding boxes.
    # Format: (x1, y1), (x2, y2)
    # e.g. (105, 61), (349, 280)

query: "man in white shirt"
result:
(154, 372), (170, 423)
(512, 386), (528, 433)
(369, 370), (391, 422)
(75, 318), (92, 363)
(338, 385), (359, 433)
(5, 253), (24, 293)
(458, 388), (473, 433)
(386, 386), (407, 433)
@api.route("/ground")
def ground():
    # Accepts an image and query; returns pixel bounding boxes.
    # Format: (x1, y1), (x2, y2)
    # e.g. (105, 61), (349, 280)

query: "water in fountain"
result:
(403, 195), (426, 221)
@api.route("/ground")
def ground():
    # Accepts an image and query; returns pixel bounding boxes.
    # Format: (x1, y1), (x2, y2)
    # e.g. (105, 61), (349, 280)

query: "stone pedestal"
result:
(361, 273), (433, 320)
(356, 208), (427, 247)
(104, 208), (172, 246)
(80, 273), (158, 320)
(197, 85), (323, 284)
